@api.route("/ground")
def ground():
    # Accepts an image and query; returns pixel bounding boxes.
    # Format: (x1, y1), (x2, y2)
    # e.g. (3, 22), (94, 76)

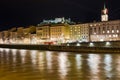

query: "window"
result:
(107, 26), (110, 31)
(90, 24), (92, 27)
(117, 30), (119, 33)
(98, 27), (101, 34)
(103, 27), (105, 31)
(112, 30), (114, 33)
(94, 28), (96, 32)
(109, 35), (111, 37)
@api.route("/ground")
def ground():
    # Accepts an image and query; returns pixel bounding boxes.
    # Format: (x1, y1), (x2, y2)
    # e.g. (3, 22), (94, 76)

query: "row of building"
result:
(0, 19), (120, 44)
(0, 5), (120, 44)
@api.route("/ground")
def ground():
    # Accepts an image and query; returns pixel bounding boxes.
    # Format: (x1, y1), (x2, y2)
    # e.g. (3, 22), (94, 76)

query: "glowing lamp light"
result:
(76, 43), (80, 46)
(67, 43), (69, 46)
(89, 42), (94, 47)
(106, 42), (111, 46)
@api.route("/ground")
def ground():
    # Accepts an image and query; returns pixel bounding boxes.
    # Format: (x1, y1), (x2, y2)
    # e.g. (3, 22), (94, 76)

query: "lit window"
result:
(90, 25), (92, 26)
(116, 34), (118, 37)
(94, 24), (96, 26)
(112, 30), (114, 33)
(113, 35), (115, 37)
(107, 30), (109, 33)
(117, 30), (119, 33)
(109, 35), (111, 37)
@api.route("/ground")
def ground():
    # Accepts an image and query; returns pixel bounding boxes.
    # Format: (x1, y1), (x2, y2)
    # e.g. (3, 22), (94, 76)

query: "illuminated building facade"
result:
(0, 32), (4, 43)
(90, 4), (120, 42)
(23, 27), (31, 44)
(36, 26), (50, 43)
(50, 24), (70, 43)
(70, 23), (89, 42)
(9, 27), (17, 43)
(0, 32), (2, 43)
(0, 20), (120, 44)
(0, 31), (10, 43)
(17, 27), (24, 43)
(89, 20), (120, 42)
(9, 31), (17, 43)
(28, 26), (37, 44)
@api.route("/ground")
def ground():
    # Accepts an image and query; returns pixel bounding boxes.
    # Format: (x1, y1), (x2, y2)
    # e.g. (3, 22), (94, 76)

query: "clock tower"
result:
(101, 4), (108, 21)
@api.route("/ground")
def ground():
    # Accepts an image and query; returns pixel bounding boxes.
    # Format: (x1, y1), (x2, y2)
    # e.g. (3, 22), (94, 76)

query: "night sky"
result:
(0, 0), (120, 30)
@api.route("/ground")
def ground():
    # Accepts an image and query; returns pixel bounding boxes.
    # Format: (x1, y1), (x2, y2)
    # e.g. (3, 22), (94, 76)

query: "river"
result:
(0, 48), (120, 80)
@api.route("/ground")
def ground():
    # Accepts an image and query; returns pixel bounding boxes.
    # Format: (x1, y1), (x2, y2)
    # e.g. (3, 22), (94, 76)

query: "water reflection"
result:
(11, 49), (17, 63)
(87, 54), (101, 80)
(0, 48), (120, 80)
(20, 49), (27, 64)
(46, 51), (52, 70)
(75, 54), (82, 70)
(30, 50), (37, 65)
(104, 54), (113, 78)
(58, 52), (70, 80)
(4, 48), (10, 63)
(116, 55), (120, 78)
(38, 51), (45, 71)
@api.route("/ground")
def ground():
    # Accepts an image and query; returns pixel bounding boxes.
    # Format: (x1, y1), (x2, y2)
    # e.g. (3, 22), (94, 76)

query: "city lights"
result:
(76, 43), (80, 46)
(0, 4), (120, 45)
(106, 42), (111, 46)
(0, 1), (120, 80)
(89, 42), (94, 47)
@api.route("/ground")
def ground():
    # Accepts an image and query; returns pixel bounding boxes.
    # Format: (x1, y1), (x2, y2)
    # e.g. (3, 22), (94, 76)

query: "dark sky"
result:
(0, 0), (120, 30)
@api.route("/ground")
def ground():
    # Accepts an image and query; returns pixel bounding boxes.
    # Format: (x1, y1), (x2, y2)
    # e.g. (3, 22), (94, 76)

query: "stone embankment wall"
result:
(0, 41), (120, 53)
(66, 41), (120, 47)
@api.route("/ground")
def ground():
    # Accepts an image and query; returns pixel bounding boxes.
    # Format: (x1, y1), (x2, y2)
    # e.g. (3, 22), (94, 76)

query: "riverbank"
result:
(0, 44), (120, 53)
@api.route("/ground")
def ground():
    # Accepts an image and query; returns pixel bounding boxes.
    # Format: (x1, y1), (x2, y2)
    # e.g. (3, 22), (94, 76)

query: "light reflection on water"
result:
(46, 51), (52, 70)
(0, 48), (120, 80)
(19, 49), (27, 64)
(87, 54), (100, 80)
(116, 55), (120, 78)
(104, 54), (113, 78)
(38, 51), (45, 71)
(58, 53), (69, 80)
(75, 54), (82, 70)
(30, 50), (37, 65)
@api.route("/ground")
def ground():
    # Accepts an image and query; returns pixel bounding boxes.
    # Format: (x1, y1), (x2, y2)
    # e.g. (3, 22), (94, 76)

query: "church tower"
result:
(101, 4), (108, 21)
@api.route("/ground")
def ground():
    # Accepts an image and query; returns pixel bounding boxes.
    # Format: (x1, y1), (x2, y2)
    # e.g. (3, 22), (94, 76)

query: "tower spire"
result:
(104, 3), (106, 9)
(101, 3), (108, 21)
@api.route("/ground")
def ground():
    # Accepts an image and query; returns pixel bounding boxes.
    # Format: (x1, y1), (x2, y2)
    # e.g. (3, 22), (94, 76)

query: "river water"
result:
(0, 48), (120, 80)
